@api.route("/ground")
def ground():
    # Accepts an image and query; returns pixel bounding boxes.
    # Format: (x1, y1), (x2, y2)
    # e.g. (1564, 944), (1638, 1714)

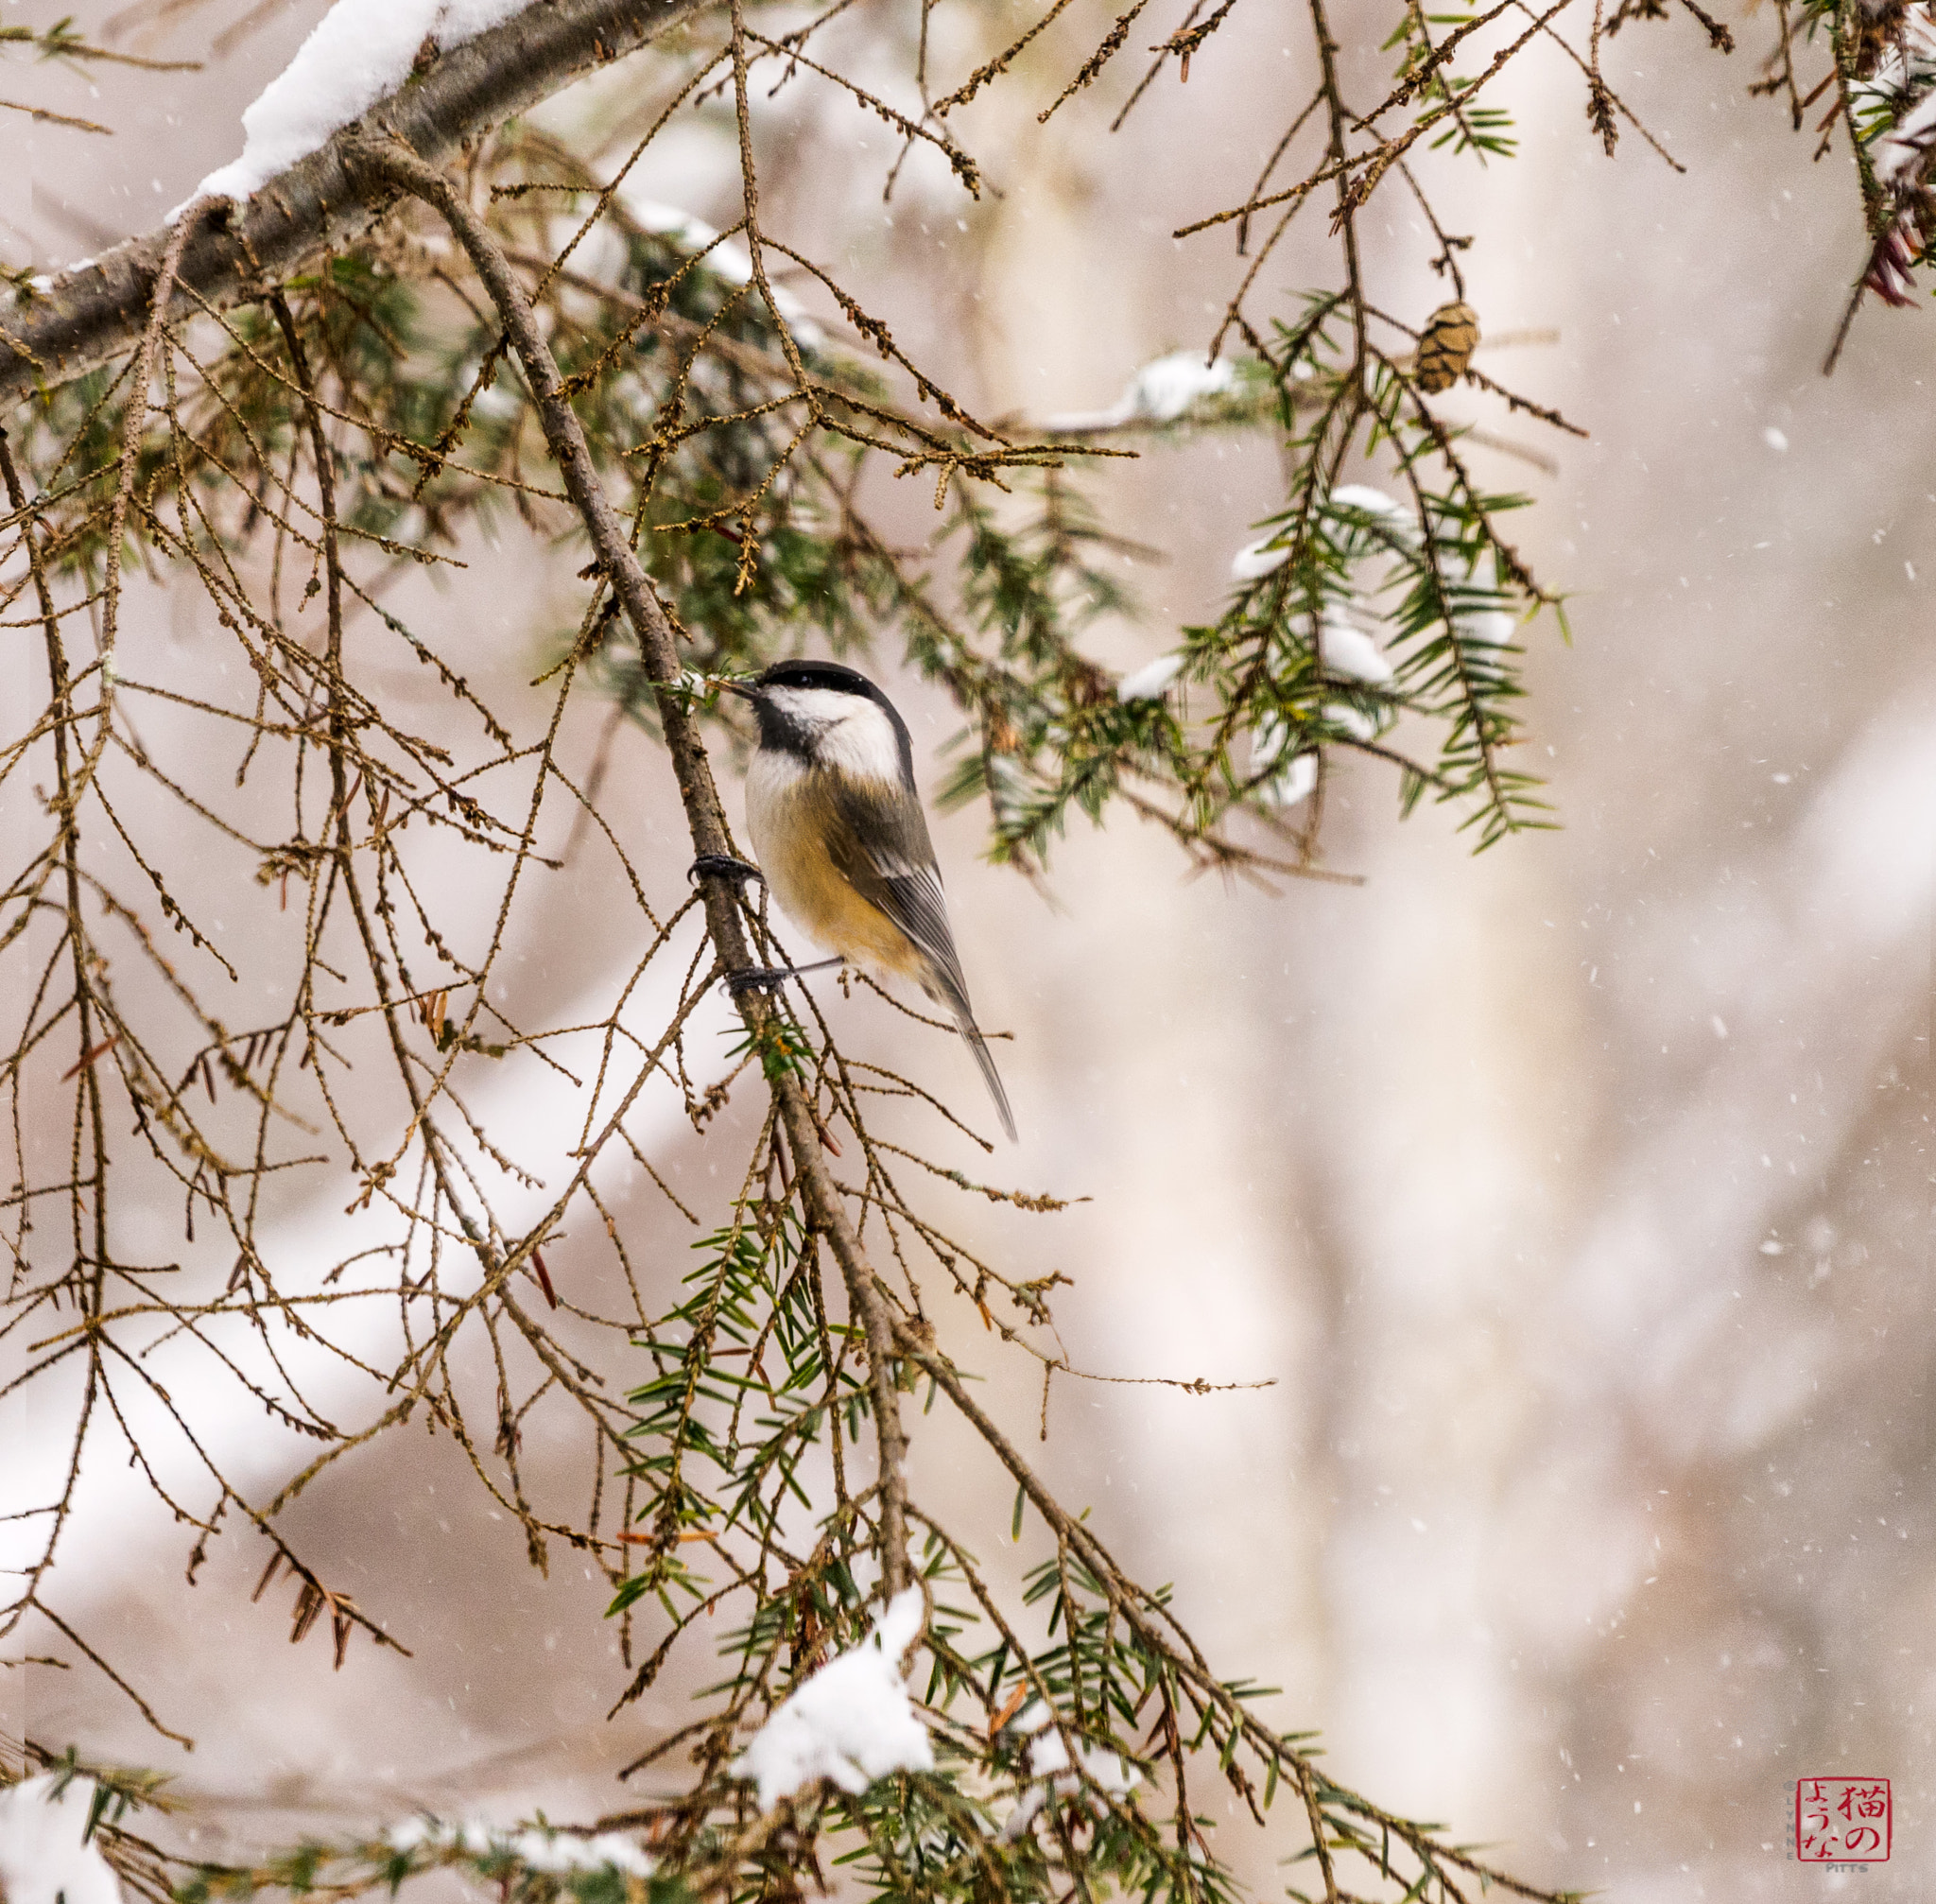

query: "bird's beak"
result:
(718, 677), (760, 702)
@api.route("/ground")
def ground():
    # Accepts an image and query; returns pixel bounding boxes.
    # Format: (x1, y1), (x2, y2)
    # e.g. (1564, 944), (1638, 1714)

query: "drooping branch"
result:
(339, 131), (914, 1598)
(0, 0), (714, 409)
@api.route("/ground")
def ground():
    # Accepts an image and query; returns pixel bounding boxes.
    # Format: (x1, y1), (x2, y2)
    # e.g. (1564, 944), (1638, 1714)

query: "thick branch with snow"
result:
(0, 0), (705, 408)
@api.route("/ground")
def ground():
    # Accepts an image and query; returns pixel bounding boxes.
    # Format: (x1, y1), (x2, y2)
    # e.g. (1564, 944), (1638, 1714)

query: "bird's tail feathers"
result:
(956, 1013), (1017, 1143)
(920, 959), (1017, 1142)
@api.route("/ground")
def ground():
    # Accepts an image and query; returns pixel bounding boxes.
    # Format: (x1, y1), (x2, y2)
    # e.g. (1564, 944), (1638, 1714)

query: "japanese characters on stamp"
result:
(1796, 1777), (1891, 1863)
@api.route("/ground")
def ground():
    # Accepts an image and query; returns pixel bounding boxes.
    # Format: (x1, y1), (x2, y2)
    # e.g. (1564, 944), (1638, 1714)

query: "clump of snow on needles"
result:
(1001, 1703), (1140, 1842)
(1043, 352), (1235, 433)
(1254, 712), (1316, 805)
(1117, 652), (1185, 701)
(188, 0), (536, 208)
(1231, 535), (1289, 581)
(613, 193), (825, 353)
(1870, 11), (1936, 181)
(1451, 550), (1517, 649)
(1232, 487), (1419, 584)
(733, 1588), (934, 1811)
(385, 1815), (654, 1877)
(1327, 485), (1420, 545)
(1309, 606), (1392, 684)
(0, 1775), (124, 1904)
(1457, 605), (1515, 647)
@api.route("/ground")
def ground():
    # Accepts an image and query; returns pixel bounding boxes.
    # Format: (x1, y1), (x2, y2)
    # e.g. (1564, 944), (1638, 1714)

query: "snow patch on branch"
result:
(1231, 488), (1419, 584)
(1232, 535), (1289, 580)
(1876, 84), (1936, 182)
(1328, 485), (1421, 546)
(1309, 605), (1392, 684)
(1860, 5), (1936, 181)
(732, 1588), (933, 1811)
(188, 0), (537, 209)
(1043, 351), (1235, 433)
(1117, 652), (1186, 701)
(0, 1775), (124, 1904)
(1000, 1704), (1141, 1841)
(183, 4), (829, 353)
(1458, 606), (1514, 647)
(1254, 721), (1318, 808)
(613, 191), (825, 352)
(384, 1814), (654, 1876)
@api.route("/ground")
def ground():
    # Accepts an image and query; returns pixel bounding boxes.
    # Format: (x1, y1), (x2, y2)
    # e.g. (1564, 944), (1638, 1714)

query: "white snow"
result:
(1001, 1784), (1051, 1840)
(612, 191), (824, 351)
(732, 1588), (933, 1811)
(1876, 83), (1936, 182)
(1234, 486), (1419, 584)
(1024, 1729), (1137, 1791)
(624, 201), (744, 270)
(1445, 548), (1515, 648)
(1325, 701), (1377, 742)
(1117, 652), (1186, 701)
(1043, 351), (1235, 432)
(1313, 607), (1392, 684)
(1000, 1703), (1141, 1840)
(189, 0), (535, 207)
(1456, 607), (1515, 648)
(1252, 711), (1314, 806)
(1762, 426), (1789, 453)
(1267, 750), (1318, 807)
(1125, 351), (1236, 422)
(1854, 11), (1936, 182)
(1328, 485), (1420, 545)
(384, 1815), (653, 1876)
(185, 2), (828, 353)
(1232, 535), (1290, 581)
(0, 1776), (124, 1904)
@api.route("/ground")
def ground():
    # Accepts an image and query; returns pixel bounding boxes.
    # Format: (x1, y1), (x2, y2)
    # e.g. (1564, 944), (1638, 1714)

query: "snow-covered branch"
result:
(0, 0), (706, 407)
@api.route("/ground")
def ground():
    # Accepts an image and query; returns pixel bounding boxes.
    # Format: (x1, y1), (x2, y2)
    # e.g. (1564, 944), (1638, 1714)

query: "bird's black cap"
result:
(755, 659), (879, 699)
(740, 660), (913, 779)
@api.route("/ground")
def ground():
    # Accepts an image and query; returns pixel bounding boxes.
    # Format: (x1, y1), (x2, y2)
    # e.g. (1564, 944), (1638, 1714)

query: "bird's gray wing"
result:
(827, 780), (1016, 1141)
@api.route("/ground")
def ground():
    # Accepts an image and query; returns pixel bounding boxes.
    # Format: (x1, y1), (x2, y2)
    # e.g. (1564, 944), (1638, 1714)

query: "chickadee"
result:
(720, 660), (1016, 1142)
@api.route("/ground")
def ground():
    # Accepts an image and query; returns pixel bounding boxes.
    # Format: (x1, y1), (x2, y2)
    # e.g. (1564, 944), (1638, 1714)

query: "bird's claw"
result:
(690, 855), (764, 885)
(722, 966), (792, 995)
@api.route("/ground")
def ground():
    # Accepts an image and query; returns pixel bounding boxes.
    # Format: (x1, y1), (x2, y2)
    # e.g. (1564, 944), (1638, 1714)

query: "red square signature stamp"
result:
(1796, 1777), (1891, 1862)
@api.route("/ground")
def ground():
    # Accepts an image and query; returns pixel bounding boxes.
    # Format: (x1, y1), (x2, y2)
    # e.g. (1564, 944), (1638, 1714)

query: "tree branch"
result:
(339, 131), (914, 1600)
(0, 0), (712, 409)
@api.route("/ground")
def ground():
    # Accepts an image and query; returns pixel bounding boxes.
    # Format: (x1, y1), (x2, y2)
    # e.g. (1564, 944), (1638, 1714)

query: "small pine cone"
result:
(1415, 300), (1480, 393)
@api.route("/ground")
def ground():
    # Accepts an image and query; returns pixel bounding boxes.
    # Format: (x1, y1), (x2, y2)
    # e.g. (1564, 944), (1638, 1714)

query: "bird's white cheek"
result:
(757, 686), (908, 786)
(821, 707), (904, 785)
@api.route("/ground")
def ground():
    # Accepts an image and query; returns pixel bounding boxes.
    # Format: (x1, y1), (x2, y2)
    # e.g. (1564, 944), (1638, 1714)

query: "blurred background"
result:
(2, 4), (1931, 1900)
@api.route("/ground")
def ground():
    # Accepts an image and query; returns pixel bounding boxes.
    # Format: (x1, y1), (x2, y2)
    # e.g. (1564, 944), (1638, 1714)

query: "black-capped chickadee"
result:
(717, 660), (1016, 1142)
